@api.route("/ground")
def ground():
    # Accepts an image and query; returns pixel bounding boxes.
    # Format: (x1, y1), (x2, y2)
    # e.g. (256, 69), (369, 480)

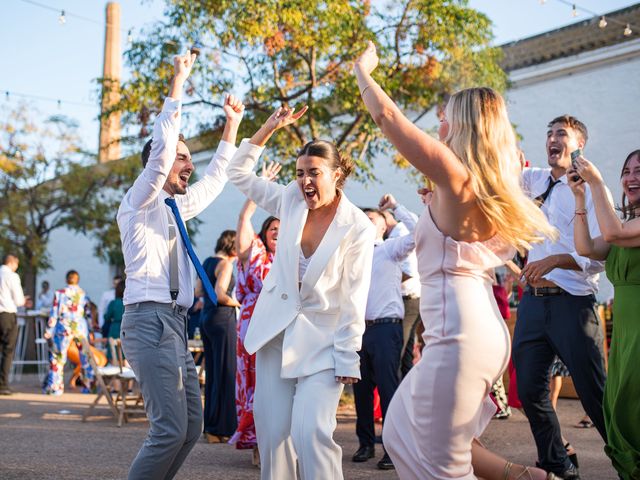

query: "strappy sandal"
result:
(503, 461), (561, 480)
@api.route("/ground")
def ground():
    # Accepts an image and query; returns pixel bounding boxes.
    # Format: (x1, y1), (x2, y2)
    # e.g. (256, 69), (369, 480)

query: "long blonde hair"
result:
(444, 87), (557, 253)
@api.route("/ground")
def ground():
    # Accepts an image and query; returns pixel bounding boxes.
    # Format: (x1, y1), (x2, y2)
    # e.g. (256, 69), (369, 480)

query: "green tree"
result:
(0, 106), (139, 296)
(112, 0), (505, 180)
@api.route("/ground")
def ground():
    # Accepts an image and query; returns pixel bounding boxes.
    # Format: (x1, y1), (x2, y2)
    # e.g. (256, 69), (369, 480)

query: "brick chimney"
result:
(98, 2), (122, 162)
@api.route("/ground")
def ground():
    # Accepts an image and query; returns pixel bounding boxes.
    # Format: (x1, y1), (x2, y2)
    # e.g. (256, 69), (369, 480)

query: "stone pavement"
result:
(0, 375), (616, 479)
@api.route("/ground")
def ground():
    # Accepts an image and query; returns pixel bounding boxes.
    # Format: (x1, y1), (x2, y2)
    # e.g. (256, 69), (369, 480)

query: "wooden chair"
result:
(108, 338), (145, 427)
(81, 336), (121, 422)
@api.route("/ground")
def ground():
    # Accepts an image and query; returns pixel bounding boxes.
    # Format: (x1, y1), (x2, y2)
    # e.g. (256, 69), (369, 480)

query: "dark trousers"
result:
(201, 305), (237, 436)
(354, 322), (403, 447)
(513, 292), (607, 474)
(0, 312), (18, 388)
(400, 296), (421, 378)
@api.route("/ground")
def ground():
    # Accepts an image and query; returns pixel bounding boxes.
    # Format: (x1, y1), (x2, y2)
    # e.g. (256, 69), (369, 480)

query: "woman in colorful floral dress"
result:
(43, 270), (94, 395)
(229, 162), (280, 465)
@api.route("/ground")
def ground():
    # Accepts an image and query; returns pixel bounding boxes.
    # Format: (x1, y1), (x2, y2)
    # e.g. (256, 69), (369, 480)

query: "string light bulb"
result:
(58, 9), (66, 25)
(539, 0), (546, 4)
(598, 16), (607, 28)
(624, 24), (632, 36)
(127, 29), (133, 44)
(571, 4), (578, 17)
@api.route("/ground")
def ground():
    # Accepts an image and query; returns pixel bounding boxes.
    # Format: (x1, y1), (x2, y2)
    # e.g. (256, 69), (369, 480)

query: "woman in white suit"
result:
(226, 106), (375, 480)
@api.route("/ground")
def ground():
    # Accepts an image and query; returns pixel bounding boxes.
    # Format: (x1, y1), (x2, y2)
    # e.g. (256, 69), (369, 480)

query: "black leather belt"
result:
(524, 285), (568, 297)
(365, 317), (402, 327)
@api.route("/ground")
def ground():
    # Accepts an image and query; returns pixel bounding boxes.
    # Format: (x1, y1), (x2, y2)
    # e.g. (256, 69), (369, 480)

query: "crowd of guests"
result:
(0, 42), (638, 480)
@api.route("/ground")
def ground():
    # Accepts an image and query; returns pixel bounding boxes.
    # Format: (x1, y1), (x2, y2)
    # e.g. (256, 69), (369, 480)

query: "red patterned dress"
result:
(229, 235), (274, 449)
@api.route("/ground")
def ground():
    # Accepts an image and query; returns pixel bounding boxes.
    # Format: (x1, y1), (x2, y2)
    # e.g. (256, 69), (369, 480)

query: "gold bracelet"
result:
(360, 84), (373, 96)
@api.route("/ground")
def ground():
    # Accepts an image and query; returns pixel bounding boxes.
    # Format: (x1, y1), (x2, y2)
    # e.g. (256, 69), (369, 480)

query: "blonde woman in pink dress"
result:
(355, 42), (559, 480)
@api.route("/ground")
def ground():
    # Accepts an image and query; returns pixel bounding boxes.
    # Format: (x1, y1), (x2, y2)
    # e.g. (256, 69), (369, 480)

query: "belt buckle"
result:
(532, 287), (543, 297)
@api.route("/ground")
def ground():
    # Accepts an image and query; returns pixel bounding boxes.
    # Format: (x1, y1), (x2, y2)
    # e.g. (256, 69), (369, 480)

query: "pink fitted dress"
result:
(383, 206), (515, 479)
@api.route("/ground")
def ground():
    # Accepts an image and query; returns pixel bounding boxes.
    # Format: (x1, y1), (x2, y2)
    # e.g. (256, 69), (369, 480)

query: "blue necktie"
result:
(164, 197), (218, 305)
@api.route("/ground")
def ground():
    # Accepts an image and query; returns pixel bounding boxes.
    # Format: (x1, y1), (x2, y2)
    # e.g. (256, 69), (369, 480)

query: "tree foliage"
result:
(112, 0), (506, 180)
(0, 106), (139, 294)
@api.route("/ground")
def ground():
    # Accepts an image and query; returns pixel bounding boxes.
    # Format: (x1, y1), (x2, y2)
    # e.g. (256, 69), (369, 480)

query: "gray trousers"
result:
(121, 302), (202, 480)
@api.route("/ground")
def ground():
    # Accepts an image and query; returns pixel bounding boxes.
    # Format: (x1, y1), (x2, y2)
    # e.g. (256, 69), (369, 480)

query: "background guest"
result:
(36, 280), (54, 311)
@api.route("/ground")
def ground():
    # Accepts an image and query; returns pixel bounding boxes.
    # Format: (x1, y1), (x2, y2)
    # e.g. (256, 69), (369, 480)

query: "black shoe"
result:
(0, 387), (12, 396)
(352, 445), (375, 462)
(556, 464), (581, 479)
(377, 452), (395, 470)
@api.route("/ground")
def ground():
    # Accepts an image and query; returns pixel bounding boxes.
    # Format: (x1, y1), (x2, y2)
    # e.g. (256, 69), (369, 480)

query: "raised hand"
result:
(264, 105), (308, 132)
(567, 167), (586, 197)
(378, 193), (398, 211)
(174, 50), (197, 82)
(573, 156), (604, 185)
(260, 161), (282, 182)
(223, 94), (245, 124)
(354, 41), (379, 76)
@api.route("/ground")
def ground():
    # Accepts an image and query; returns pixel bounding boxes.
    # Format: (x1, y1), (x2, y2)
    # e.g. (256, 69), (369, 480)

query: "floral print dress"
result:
(42, 285), (94, 395)
(229, 235), (274, 449)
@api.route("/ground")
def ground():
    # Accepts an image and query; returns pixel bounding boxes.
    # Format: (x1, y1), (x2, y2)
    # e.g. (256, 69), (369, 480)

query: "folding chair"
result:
(108, 338), (145, 427)
(81, 336), (121, 423)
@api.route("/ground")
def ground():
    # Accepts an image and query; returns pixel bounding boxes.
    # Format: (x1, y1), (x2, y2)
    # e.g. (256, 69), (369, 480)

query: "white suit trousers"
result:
(254, 333), (345, 480)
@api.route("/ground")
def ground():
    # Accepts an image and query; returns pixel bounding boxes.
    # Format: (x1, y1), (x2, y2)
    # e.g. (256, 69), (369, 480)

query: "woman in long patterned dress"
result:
(229, 162), (280, 465)
(569, 150), (640, 480)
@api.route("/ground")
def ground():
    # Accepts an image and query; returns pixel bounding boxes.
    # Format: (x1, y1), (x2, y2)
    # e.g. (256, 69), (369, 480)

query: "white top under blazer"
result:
(226, 139), (375, 379)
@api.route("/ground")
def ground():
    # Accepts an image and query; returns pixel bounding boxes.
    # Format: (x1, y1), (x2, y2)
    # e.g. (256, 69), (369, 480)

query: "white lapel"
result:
(299, 194), (353, 299)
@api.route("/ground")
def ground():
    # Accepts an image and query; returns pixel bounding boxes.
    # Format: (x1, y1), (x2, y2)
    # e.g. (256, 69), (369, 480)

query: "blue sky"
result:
(1, 0), (637, 155)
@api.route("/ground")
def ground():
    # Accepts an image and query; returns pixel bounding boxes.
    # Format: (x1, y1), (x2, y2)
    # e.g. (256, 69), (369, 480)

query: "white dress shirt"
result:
(0, 265), (26, 313)
(365, 205), (418, 320)
(117, 97), (237, 308)
(388, 221), (421, 298)
(36, 290), (54, 310)
(523, 167), (607, 295)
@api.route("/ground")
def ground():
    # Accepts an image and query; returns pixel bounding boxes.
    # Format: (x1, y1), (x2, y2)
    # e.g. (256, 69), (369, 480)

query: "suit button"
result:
(281, 293), (288, 300)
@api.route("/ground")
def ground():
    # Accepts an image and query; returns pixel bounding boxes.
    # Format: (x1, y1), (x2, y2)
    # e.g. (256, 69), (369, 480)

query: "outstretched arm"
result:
(567, 168), (610, 260)
(127, 51), (197, 211)
(236, 161), (282, 265)
(354, 42), (469, 195)
(574, 156), (640, 246)
(227, 106), (307, 217)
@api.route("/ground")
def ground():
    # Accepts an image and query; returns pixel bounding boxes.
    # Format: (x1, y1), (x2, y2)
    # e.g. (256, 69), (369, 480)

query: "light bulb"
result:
(598, 16), (607, 29)
(58, 10), (66, 25)
(624, 24), (632, 36)
(127, 29), (133, 44)
(571, 4), (578, 18)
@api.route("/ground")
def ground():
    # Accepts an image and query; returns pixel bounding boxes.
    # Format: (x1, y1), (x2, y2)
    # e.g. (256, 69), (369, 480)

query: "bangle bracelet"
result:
(360, 84), (373, 96)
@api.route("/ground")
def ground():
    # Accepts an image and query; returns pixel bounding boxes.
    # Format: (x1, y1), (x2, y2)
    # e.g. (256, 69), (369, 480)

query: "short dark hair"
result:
(2, 253), (17, 265)
(547, 115), (588, 145)
(141, 133), (186, 168)
(115, 280), (126, 299)
(41, 280), (50, 289)
(297, 139), (354, 190)
(65, 270), (79, 283)
(215, 230), (236, 257)
(258, 216), (279, 254)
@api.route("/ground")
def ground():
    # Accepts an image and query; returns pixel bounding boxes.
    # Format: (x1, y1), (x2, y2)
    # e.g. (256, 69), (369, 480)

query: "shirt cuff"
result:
(239, 138), (266, 157)
(215, 139), (238, 159)
(162, 97), (181, 114)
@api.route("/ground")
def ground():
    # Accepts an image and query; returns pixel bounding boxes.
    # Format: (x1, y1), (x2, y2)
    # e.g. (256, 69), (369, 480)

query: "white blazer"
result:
(227, 140), (375, 379)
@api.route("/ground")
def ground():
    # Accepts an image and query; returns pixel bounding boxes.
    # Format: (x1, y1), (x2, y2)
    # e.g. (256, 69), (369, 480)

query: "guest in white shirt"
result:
(0, 254), (30, 395)
(382, 201), (422, 377)
(513, 115), (608, 479)
(35, 280), (54, 311)
(352, 193), (417, 470)
(117, 51), (243, 480)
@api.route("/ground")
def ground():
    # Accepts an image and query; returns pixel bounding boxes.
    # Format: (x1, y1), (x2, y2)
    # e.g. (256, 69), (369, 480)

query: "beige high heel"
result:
(503, 462), (560, 480)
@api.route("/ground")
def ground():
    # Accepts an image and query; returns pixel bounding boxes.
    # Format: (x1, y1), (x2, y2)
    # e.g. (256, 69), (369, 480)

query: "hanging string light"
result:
(598, 16), (607, 29)
(571, 4), (579, 18)
(58, 9), (66, 25)
(624, 23), (633, 36)
(127, 29), (133, 44)
(541, 0), (637, 38)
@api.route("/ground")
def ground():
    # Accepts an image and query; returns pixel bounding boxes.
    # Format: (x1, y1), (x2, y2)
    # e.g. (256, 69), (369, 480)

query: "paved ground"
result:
(0, 375), (617, 479)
